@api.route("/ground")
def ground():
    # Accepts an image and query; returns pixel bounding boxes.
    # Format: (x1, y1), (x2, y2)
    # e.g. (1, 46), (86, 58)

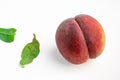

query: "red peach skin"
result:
(56, 14), (105, 64)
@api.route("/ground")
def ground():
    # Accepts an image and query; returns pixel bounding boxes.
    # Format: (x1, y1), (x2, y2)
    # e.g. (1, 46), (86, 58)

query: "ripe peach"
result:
(55, 14), (105, 64)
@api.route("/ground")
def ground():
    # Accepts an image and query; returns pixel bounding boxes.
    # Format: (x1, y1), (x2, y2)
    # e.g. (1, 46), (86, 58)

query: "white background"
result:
(0, 0), (120, 80)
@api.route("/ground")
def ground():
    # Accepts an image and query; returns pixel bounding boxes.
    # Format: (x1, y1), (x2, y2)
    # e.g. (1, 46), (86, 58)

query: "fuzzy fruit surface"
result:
(56, 14), (105, 64)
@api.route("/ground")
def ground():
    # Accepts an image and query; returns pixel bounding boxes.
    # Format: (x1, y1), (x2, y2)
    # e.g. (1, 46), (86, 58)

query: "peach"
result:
(55, 14), (105, 64)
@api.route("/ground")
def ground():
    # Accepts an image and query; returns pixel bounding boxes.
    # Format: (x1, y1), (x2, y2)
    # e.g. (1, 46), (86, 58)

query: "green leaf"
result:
(20, 34), (40, 67)
(0, 28), (16, 42)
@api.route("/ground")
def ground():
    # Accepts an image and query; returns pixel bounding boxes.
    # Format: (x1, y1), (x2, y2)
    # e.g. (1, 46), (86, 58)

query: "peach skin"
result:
(56, 14), (105, 64)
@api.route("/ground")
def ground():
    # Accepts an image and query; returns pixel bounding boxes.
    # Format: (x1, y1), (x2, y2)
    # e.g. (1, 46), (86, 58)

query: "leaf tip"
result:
(20, 60), (25, 68)
(20, 64), (25, 68)
(33, 33), (36, 38)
